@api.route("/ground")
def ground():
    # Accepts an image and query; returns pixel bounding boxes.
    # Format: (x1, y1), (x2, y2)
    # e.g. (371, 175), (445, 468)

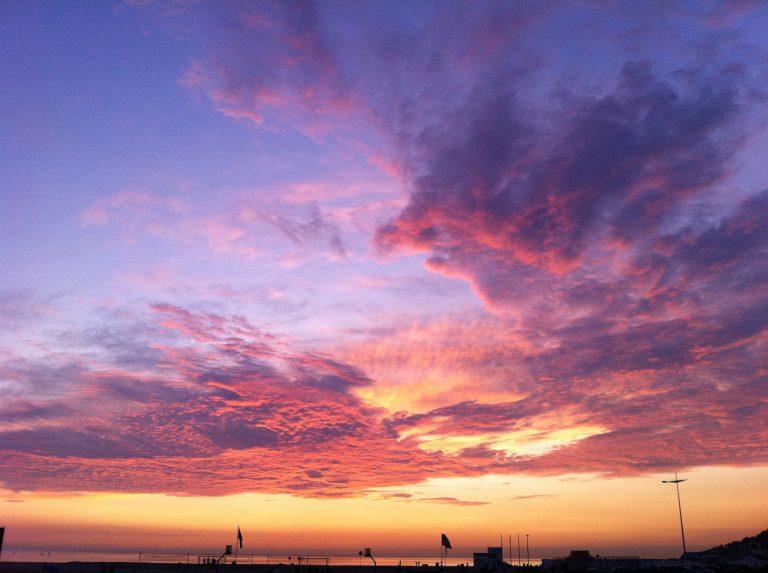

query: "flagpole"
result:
(440, 533), (451, 567)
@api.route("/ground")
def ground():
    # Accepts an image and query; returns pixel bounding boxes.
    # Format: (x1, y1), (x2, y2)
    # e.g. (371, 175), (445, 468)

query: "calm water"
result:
(1, 550), (541, 567)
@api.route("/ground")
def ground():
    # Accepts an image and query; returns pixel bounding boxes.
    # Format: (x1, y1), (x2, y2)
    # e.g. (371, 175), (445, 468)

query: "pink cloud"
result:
(377, 62), (741, 280)
(175, 3), (369, 140)
(80, 189), (351, 263)
(1, 299), (766, 495)
(0, 305), (465, 495)
(420, 497), (490, 506)
(81, 190), (188, 230)
(0, 289), (54, 329)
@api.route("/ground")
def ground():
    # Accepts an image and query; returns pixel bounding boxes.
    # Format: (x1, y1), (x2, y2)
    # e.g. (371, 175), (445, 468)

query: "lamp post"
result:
(662, 473), (687, 557)
(525, 534), (529, 565)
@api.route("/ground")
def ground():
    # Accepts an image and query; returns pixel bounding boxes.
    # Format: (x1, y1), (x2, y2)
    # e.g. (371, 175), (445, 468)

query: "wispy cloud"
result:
(81, 188), (353, 264)
(0, 289), (55, 330)
(177, 2), (365, 139)
(420, 497), (490, 506)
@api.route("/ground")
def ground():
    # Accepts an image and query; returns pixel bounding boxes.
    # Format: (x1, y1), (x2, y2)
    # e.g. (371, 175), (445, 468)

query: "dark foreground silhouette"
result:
(1, 530), (766, 573)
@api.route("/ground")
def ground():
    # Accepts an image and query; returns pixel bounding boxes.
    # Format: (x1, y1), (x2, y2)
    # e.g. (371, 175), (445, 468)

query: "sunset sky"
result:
(2, 0), (767, 560)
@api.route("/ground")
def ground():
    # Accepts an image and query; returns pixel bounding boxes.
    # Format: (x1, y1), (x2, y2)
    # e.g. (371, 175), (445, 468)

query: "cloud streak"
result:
(81, 188), (352, 264)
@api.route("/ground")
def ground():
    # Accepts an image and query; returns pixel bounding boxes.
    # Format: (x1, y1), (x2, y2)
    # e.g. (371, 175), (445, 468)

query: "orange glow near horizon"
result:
(3, 466), (767, 558)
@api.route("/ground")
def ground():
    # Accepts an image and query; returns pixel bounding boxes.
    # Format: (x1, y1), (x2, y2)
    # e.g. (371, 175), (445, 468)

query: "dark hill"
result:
(697, 528), (768, 560)
(687, 528), (768, 570)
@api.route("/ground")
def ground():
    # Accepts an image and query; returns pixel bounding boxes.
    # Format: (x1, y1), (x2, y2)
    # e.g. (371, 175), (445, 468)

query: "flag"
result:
(237, 526), (243, 549)
(441, 533), (452, 550)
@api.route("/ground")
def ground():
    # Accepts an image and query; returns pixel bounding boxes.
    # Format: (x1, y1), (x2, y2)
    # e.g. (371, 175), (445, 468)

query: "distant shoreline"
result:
(0, 563), (517, 573)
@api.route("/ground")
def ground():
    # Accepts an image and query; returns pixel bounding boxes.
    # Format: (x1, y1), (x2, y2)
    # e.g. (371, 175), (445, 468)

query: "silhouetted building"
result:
(473, 547), (503, 568)
(564, 550), (595, 571)
(542, 550), (680, 572)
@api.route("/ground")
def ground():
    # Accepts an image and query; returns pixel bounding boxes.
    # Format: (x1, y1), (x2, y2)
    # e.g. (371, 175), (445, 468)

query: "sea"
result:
(1, 551), (542, 567)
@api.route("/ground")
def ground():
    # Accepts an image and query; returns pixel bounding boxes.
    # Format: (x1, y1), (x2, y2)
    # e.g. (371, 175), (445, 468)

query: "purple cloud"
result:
(0, 289), (52, 329)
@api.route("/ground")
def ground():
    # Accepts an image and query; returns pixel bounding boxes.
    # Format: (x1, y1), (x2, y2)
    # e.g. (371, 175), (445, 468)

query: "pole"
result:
(517, 534), (521, 565)
(508, 535), (512, 566)
(526, 534), (529, 565)
(662, 473), (688, 558)
(674, 475), (687, 556)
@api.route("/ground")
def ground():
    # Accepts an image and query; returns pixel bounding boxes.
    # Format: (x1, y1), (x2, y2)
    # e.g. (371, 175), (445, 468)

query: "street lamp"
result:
(525, 534), (530, 565)
(662, 473), (687, 557)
